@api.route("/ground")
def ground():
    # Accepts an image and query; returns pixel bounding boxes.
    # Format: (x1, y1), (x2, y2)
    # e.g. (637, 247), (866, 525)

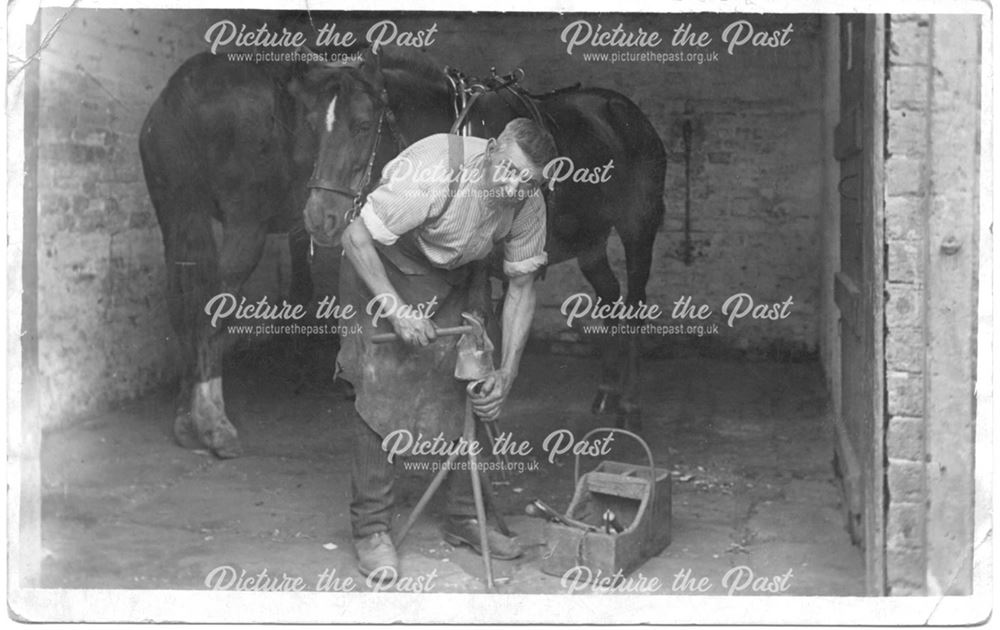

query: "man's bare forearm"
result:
(499, 274), (536, 380)
(341, 220), (401, 308)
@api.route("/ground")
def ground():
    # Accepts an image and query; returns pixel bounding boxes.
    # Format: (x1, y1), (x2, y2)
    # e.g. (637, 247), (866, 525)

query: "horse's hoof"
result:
(616, 414), (643, 433)
(173, 413), (204, 450)
(212, 441), (243, 459)
(209, 426), (243, 459)
(618, 413), (642, 433)
(614, 417), (644, 433)
(614, 402), (643, 432)
(591, 390), (622, 415)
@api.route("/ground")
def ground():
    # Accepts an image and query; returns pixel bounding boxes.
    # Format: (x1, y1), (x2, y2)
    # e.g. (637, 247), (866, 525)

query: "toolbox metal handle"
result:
(573, 428), (658, 533)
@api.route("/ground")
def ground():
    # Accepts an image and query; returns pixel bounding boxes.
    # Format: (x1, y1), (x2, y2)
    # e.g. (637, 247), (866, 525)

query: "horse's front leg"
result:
(187, 219), (268, 458)
(161, 210), (229, 455)
(616, 227), (658, 431)
(615, 332), (641, 430)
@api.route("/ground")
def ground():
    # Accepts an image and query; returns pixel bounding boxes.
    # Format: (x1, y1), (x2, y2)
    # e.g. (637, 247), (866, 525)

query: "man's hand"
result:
(390, 313), (438, 347)
(469, 369), (513, 421)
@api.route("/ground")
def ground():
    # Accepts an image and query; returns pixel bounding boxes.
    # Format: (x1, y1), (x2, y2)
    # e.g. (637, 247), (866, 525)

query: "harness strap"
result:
(529, 82), (582, 99)
(502, 83), (546, 131)
(445, 133), (464, 214)
(450, 90), (483, 136)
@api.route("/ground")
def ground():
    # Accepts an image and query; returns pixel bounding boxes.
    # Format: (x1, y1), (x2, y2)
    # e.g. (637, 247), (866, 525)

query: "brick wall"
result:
(34, 8), (291, 427)
(883, 13), (980, 595)
(883, 13), (933, 597)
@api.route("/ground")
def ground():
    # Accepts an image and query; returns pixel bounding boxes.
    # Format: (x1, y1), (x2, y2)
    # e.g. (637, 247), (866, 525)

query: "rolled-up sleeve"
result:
(359, 141), (443, 245)
(359, 185), (429, 246)
(502, 193), (548, 277)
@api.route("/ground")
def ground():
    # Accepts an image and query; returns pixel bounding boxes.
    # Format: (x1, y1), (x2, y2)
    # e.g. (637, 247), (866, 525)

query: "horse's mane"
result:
(378, 48), (447, 87)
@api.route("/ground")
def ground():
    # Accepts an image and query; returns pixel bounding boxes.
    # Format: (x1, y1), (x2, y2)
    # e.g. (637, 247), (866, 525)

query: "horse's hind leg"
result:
(617, 226), (658, 429)
(577, 239), (626, 416)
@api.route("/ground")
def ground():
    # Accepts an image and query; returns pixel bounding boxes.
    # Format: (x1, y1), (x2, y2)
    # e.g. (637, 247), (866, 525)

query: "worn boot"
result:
(442, 517), (523, 560)
(355, 531), (399, 583)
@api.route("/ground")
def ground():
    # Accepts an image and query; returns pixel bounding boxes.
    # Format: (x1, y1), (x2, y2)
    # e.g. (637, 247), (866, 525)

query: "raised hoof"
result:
(591, 390), (622, 415)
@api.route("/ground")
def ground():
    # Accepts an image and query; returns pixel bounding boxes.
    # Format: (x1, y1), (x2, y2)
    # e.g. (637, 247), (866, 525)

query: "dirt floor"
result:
(40, 343), (864, 595)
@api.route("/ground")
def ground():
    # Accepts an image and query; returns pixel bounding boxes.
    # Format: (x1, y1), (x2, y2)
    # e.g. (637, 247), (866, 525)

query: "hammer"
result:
(370, 324), (474, 344)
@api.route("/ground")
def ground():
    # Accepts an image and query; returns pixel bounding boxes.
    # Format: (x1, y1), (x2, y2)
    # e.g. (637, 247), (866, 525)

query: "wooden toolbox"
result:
(541, 429), (672, 579)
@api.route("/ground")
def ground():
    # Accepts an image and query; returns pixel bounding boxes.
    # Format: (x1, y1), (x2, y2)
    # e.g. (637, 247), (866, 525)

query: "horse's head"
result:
(290, 49), (395, 248)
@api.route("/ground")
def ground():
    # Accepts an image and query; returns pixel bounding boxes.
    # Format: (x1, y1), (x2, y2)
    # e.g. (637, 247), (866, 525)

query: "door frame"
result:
(860, 13), (887, 596)
(830, 13), (887, 596)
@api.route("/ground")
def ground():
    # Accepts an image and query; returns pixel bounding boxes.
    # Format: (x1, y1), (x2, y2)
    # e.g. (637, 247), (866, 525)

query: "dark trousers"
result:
(350, 409), (477, 539)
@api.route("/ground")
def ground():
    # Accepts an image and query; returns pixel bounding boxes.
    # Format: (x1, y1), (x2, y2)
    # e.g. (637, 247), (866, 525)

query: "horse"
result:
(139, 51), (357, 457)
(300, 48), (666, 425)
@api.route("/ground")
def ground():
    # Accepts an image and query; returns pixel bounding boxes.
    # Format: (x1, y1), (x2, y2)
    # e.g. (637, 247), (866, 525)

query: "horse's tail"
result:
(606, 95), (667, 166)
(605, 96), (667, 231)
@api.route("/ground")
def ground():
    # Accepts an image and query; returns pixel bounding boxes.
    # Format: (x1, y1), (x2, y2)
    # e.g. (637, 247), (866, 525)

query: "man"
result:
(338, 118), (558, 580)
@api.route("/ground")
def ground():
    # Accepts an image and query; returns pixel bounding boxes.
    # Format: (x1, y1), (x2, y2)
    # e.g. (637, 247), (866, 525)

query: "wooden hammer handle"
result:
(370, 324), (474, 344)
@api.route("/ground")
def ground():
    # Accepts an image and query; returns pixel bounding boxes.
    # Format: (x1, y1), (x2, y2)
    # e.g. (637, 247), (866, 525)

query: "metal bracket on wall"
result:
(680, 104), (695, 266)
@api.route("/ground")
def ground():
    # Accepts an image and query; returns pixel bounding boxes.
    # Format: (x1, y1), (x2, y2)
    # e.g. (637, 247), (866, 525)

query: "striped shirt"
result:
(359, 134), (548, 277)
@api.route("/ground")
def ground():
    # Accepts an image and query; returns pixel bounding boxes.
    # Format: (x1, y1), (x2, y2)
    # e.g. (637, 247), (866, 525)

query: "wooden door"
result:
(833, 14), (886, 595)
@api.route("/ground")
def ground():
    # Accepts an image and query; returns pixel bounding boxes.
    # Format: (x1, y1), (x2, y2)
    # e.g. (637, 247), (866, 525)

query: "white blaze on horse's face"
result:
(325, 95), (338, 133)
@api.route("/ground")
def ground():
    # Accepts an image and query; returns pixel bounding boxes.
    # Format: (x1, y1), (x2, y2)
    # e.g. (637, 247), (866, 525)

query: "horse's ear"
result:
(359, 46), (382, 78)
(287, 76), (317, 108)
(287, 45), (332, 102)
(293, 45), (330, 71)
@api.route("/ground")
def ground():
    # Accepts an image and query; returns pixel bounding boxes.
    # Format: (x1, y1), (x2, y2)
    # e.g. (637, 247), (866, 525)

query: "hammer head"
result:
(454, 312), (495, 381)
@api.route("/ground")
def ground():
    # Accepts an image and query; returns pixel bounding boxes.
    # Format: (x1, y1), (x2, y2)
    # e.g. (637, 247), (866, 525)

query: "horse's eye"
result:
(353, 121), (373, 135)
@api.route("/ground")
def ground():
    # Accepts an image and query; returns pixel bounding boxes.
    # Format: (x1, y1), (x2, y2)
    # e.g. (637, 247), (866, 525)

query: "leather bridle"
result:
(306, 84), (407, 225)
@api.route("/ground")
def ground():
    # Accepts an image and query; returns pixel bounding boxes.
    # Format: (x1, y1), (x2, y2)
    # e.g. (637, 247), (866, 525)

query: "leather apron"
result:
(336, 234), (476, 440)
